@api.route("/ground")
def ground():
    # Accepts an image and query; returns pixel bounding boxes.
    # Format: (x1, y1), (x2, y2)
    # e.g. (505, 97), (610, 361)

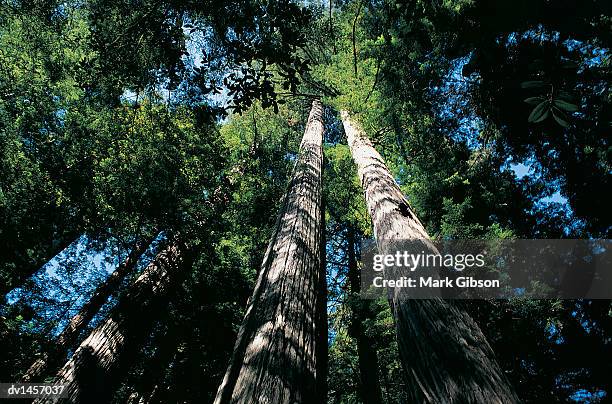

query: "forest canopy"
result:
(0, 0), (610, 403)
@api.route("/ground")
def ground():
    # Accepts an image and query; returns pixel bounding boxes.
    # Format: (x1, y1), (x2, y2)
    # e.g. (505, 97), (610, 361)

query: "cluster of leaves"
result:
(523, 81), (579, 127)
(0, 2), (91, 294)
(456, 5), (611, 237)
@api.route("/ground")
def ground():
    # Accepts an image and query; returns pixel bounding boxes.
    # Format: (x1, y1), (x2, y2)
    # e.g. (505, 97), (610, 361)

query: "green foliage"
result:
(312, 1), (610, 402)
(0, 0), (609, 402)
(220, 101), (304, 267)
(79, 102), (227, 238)
(308, 3), (385, 121)
(324, 144), (371, 236)
(0, 3), (89, 292)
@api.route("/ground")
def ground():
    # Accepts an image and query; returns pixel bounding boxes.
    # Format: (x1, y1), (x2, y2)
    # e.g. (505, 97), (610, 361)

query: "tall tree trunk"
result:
(34, 237), (189, 404)
(341, 110), (520, 404)
(21, 234), (157, 382)
(346, 227), (383, 404)
(125, 322), (183, 404)
(316, 190), (328, 402)
(214, 100), (326, 404)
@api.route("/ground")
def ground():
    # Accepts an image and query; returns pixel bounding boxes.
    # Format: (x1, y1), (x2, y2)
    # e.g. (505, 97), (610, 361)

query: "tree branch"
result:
(352, 1), (365, 78)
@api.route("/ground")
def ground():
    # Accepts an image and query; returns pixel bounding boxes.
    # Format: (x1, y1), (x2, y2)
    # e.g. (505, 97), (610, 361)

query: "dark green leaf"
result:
(553, 99), (579, 112)
(528, 101), (549, 123)
(552, 108), (570, 128)
(533, 109), (550, 123)
(524, 97), (544, 105)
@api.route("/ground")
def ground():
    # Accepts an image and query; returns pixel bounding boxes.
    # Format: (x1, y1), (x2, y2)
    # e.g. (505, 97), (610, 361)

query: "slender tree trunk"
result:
(341, 110), (520, 404)
(21, 234), (157, 382)
(34, 237), (189, 404)
(125, 323), (183, 404)
(346, 227), (383, 404)
(214, 100), (326, 404)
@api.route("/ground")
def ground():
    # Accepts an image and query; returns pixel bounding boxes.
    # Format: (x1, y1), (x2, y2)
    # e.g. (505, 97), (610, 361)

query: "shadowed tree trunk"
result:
(346, 227), (383, 404)
(214, 100), (326, 404)
(141, 339), (184, 404)
(124, 322), (184, 404)
(317, 193), (328, 403)
(341, 110), (520, 404)
(21, 234), (157, 382)
(34, 237), (189, 404)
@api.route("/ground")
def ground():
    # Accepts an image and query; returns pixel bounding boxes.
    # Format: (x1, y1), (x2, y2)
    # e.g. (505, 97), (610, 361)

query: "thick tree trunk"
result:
(341, 110), (520, 404)
(34, 237), (188, 404)
(21, 234), (156, 382)
(214, 100), (326, 404)
(346, 227), (383, 404)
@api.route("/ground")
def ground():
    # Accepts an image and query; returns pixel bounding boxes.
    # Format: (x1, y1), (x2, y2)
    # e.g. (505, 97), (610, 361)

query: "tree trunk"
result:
(21, 234), (157, 382)
(346, 227), (383, 404)
(34, 237), (188, 404)
(214, 100), (326, 404)
(341, 110), (520, 404)
(125, 323), (183, 404)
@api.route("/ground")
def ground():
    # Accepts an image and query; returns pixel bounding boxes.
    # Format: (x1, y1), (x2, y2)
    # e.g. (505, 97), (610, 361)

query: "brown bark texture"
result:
(34, 237), (187, 404)
(214, 100), (326, 404)
(341, 110), (520, 404)
(22, 235), (156, 382)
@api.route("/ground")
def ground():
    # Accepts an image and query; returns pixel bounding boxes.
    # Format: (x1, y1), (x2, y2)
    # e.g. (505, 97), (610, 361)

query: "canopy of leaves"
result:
(0, 0), (609, 402)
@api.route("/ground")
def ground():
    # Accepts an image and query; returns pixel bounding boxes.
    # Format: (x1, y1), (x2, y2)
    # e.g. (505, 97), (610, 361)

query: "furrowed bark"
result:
(341, 110), (519, 404)
(214, 100), (326, 404)
(21, 234), (157, 382)
(34, 237), (189, 404)
(347, 227), (383, 404)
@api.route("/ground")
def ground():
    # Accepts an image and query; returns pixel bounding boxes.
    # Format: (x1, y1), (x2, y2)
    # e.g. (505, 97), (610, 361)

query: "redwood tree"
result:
(341, 110), (520, 404)
(21, 234), (156, 382)
(346, 226), (383, 404)
(35, 238), (189, 403)
(214, 100), (327, 404)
